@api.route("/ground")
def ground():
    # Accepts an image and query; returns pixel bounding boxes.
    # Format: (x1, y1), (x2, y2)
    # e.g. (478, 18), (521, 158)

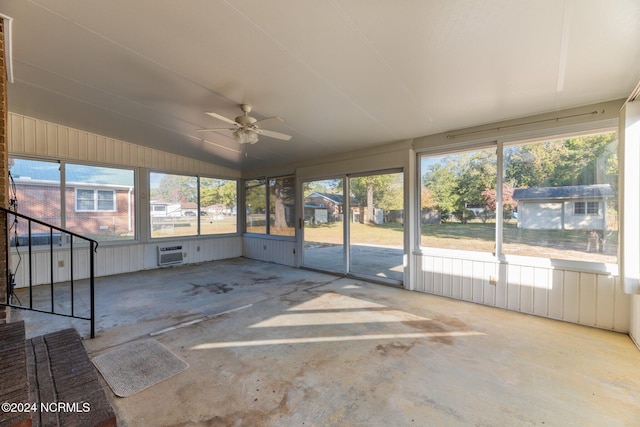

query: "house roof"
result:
(305, 192), (360, 207)
(513, 184), (615, 201)
(307, 192), (344, 204)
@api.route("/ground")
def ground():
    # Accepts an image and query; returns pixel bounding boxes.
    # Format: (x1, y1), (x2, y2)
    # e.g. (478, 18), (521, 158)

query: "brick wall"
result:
(0, 19), (8, 323)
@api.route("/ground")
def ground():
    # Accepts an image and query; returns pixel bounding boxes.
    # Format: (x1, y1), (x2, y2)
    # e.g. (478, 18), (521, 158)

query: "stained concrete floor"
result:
(11, 257), (640, 426)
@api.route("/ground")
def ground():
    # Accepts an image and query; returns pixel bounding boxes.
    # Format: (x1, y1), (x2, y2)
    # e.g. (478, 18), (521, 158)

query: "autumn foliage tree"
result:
(481, 184), (518, 219)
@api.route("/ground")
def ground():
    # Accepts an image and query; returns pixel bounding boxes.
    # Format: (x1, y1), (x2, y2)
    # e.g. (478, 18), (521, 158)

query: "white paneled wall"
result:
(10, 236), (242, 287)
(8, 113), (240, 177)
(414, 253), (630, 333)
(243, 236), (296, 266)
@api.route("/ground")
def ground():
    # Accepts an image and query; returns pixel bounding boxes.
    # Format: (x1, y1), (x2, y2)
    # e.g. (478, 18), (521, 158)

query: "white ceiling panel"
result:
(2, 0), (639, 170)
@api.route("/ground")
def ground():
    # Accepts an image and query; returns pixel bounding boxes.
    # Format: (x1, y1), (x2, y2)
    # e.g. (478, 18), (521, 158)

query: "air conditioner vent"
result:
(158, 243), (184, 266)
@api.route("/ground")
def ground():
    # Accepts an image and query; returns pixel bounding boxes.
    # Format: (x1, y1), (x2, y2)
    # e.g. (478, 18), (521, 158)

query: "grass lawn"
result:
(150, 216), (238, 238)
(304, 221), (403, 246)
(304, 219), (617, 264)
(146, 216), (616, 264)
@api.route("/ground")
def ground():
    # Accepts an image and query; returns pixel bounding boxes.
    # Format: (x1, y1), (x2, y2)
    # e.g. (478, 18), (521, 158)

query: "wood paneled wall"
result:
(414, 253), (630, 332)
(7, 113), (242, 286)
(8, 113), (239, 177)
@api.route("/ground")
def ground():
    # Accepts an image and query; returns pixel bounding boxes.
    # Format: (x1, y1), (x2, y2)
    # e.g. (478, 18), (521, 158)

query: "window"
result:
(200, 178), (238, 235)
(66, 164), (135, 240)
(150, 172), (238, 238)
(8, 159), (136, 242)
(419, 130), (617, 264)
(150, 172), (198, 238)
(573, 201), (599, 215)
(245, 175), (296, 236)
(75, 189), (116, 212)
(245, 179), (267, 234)
(504, 132), (617, 263)
(420, 147), (497, 253)
(9, 158), (62, 243)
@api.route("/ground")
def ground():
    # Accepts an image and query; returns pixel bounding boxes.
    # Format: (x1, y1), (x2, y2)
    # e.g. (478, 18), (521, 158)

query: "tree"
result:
(200, 179), (237, 212)
(423, 160), (461, 221)
(481, 184), (518, 218)
(150, 174), (197, 203)
(456, 151), (497, 222)
(245, 179), (266, 214)
(270, 177), (295, 229)
(218, 181), (237, 211)
(547, 133), (617, 187)
(350, 174), (400, 224)
(504, 133), (618, 189)
(421, 186), (437, 210)
(304, 179), (342, 196)
(423, 151), (496, 223)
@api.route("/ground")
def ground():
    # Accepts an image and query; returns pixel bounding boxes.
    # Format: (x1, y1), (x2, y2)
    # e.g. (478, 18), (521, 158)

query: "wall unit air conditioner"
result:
(158, 243), (184, 266)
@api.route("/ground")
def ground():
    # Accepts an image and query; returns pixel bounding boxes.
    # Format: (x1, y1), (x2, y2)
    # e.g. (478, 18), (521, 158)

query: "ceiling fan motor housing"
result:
(235, 115), (257, 126)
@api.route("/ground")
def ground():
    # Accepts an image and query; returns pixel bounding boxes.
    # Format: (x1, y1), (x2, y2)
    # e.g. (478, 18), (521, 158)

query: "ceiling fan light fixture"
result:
(233, 128), (259, 144)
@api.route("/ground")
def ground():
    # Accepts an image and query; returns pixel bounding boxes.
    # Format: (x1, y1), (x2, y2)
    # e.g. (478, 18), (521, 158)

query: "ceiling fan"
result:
(197, 104), (292, 144)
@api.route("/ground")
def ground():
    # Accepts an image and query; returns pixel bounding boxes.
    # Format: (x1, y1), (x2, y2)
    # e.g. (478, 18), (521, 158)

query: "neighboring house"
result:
(304, 192), (345, 223)
(10, 162), (135, 238)
(150, 202), (182, 218)
(512, 184), (614, 230)
(304, 192), (360, 223)
(181, 202), (198, 216)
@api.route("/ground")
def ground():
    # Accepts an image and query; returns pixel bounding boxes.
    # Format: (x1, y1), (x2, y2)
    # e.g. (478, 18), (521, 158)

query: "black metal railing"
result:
(1, 207), (98, 338)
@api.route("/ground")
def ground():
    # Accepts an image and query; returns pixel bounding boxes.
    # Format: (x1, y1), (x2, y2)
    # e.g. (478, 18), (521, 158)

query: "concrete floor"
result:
(303, 244), (404, 282)
(11, 258), (640, 426)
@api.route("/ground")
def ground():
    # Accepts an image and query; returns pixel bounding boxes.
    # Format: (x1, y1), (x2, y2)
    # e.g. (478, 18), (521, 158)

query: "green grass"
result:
(304, 219), (618, 263)
(304, 221), (403, 246)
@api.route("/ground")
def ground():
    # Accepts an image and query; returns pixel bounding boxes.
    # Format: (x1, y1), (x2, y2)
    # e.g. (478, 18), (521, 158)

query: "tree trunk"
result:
(273, 183), (287, 229)
(366, 183), (374, 224)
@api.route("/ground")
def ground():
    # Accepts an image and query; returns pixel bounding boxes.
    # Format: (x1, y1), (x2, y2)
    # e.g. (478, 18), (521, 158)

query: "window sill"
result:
(242, 233), (296, 242)
(413, 248), (618, 276)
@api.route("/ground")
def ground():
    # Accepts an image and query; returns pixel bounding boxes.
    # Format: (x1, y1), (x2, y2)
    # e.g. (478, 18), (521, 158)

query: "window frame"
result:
(418, 144), (498, 256)
(8, 156), (137, 244)
(243, 174), (296, 239)
(199, 176), (239, 236)
(149, 170), (239, 240)
(417, 126), (619, 270)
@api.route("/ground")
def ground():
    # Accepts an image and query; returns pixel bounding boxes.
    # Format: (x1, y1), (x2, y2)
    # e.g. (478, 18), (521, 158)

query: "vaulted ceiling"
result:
(3, 0), (640, 170)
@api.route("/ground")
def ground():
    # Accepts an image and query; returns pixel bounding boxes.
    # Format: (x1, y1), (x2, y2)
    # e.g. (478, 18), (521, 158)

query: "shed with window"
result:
(512, 184), (614, 230)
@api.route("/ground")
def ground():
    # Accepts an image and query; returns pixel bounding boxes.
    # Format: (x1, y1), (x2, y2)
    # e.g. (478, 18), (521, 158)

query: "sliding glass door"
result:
(302, 178), (345, 273)
(302, 170), (404, 284)
(349, 171), (404, 282)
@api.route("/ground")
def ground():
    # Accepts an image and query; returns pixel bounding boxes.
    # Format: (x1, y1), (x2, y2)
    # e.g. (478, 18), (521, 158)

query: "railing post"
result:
(4, 211), (9, 305)
(70, 235), (74, 317)
(28, 220), (32, 309)
(90, 240), (95, 339)
(49, 228), (54, 313)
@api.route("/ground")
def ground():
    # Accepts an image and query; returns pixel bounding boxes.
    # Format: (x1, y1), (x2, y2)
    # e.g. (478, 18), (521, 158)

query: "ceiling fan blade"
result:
(205, 111), (238, 126)
(257, 129), (292, 141)
(254, 116), (284, 126)
(196, 127), (235, 132)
